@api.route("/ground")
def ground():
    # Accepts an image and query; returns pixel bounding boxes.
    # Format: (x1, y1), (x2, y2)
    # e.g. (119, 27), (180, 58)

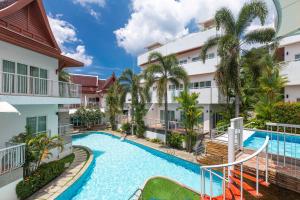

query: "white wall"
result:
(0, 104), (58, 147)
(0, 179), (21, 200)
(0, 40), (58, 83)
(285, 85), (300, 102)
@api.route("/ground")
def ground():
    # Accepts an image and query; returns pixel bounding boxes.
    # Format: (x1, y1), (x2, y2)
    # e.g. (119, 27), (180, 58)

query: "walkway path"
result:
(28, 147), (89, 200)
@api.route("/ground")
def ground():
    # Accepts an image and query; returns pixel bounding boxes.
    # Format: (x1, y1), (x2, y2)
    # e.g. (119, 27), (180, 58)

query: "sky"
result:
(44, 0), (276, 79)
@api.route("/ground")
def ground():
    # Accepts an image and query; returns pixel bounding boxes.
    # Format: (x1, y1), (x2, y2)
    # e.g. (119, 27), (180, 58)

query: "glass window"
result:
(205, 81), (212, 87)
(192, 56), (200, 62)
(179, 59), (187, 65)
(2, 60), (15, 93)
(200, 82), (205, 88)
(26, 116), (47, 133)
(17, 63), (28, 94)
(194, 82), (199, 89)
(39, 68), (48, 95)
(189, 83), (194, 89)
(295, 54), (300, 60)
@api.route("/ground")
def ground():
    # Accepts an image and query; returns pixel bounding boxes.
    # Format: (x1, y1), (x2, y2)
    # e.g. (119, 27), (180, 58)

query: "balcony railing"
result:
(0, 143), (25, 175)
(0, 71), (81, 98)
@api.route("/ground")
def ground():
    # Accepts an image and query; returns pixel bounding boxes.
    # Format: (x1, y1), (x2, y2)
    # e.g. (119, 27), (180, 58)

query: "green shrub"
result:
(272, 102), (300, 125)
(121, 122), (131, 134)
(150, 138), (162, 144)
(16, 154), (75, 200)
(167, 132), (183, 149)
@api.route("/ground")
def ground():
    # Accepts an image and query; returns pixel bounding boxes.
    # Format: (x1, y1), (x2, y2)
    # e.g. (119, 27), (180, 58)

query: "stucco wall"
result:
(0, 104), (58, 147)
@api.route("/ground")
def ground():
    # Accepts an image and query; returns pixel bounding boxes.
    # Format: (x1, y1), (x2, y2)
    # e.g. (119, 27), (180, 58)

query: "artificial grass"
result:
(140, 177), (200, 200)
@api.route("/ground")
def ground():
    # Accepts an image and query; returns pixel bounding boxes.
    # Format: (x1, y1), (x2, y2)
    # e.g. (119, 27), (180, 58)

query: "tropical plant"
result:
(255, 54), (286, 121)
(200, 0), (275, 118)
(119, 68), (150, 137)
(73, 107), (103, 128)
(175, 90), (203, 152)
(106, 82), (122, 130)
(167, 132), (184, 149)
(28, 133), (64, 169)
(144, 52), (188, 141)
(58, 69), (70, 82)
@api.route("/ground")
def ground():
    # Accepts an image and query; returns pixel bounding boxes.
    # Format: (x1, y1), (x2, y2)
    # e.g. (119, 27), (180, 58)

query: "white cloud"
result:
(64, 45), (93, 66)
(73, 0), (105, 20)
(114, 0), (276, 55)
(48, 14), (93, 66)
(73, 0), (106, 7)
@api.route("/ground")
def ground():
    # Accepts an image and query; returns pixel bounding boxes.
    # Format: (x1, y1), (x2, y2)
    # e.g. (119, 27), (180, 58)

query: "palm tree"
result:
(58, 69), (70, 82)
(200, 0), (275, 117)
(175, 90), (203, 152)
(255, 54), (287, 121)
(106, 82), (122, 130)
(144, 52), (188, 140)
(28, 133), (64, 169)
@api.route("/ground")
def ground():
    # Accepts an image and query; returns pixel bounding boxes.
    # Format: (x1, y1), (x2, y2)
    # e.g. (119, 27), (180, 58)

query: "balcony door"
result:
(30, 67), (48, 95)
(2, 60), (15, 93)
(17, 63), (28, 94)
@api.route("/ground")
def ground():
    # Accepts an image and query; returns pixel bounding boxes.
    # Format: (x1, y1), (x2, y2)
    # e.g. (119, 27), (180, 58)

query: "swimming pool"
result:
(244, 131), (300, 159)
(57, 132), (222, 200)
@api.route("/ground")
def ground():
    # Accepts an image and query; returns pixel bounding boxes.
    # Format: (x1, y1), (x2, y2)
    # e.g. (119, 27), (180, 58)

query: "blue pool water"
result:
(244, 131), (300, 159)
(57, 132), (222, 200)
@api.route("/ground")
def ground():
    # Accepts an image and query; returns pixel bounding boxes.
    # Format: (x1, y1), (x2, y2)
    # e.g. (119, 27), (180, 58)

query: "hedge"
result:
(16, 154), (75, 200)
(271, 102), (300, 125)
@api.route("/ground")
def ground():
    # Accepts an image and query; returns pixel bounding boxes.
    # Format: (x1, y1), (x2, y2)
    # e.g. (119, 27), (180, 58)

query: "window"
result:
(295, 54), (300, 60)
(200, 82), (205, 88)
(189, 83), (194, 89)
(177, 84), (184, 90)
(206, 53), (215, 59)
(205, 81), (211, 87)
(17, 63), (28, 94)
(192, 56), (201, 62)
(160, 110), (175, 122)
(169, 84), (175, 90)
(2, 60), (15, 93)
(179, 59), (187, 65)
(297, 98), (300, 102)
(194, 82), (199, 89)
(26, 116), (47, 133)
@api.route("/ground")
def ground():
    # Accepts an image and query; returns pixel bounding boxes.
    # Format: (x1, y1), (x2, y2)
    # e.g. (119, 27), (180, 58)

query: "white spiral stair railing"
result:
(200, 136), (270, 200)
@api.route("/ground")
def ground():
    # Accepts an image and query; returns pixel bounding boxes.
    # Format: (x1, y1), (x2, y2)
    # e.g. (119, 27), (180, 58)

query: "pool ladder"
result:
(128, 188), (143, 200)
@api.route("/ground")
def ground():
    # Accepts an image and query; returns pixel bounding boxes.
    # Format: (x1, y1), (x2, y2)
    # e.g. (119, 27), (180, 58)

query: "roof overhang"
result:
(273, 0), (300, 39)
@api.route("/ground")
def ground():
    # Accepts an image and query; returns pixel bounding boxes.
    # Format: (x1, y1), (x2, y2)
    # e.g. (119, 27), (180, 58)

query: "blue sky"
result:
(44, 0), (276, 79)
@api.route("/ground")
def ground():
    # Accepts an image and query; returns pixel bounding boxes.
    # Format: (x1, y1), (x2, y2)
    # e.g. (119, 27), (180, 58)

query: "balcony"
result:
(0, 71), (81, 105)
(0, 143), (25, 176)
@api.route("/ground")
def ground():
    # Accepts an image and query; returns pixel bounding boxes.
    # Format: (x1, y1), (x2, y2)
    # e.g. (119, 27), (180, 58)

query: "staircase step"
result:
(229, 176), (262, 197)
(203, 184), (245, 200)
(231, 170), (270, 187)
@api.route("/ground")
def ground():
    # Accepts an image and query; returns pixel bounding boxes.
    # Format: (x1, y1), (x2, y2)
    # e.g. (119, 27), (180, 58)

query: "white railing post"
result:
(228, 127), (235, 177)
(265, 143), (269, 184)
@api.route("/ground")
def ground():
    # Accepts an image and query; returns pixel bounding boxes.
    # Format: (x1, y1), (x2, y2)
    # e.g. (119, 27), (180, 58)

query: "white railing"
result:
(200, 136), (270, 200)
(0, 71), (81, 98)
(265, 122), (300, 170)
(0, 143), (26, 175)
(58, 124), (73, 136)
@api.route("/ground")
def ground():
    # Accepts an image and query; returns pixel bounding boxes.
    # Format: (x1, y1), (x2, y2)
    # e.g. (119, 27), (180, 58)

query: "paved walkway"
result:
(28, 147), (89, 200)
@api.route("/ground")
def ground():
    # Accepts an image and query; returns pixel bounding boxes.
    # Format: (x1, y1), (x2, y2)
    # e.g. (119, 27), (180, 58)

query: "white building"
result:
(137, 19), (226, 133)
(0, 1), (83, 199)
(279, 35), (300, 102)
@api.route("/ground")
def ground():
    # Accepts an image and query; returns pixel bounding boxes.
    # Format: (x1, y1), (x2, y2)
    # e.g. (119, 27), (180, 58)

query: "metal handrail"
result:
(202, 136), (269, 169)
(200, 136), (270, 200)
(128, 188), (143, 200)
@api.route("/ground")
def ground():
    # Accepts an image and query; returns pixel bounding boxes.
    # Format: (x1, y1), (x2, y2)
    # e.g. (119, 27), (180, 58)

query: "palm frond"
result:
(215, 7), (236, 34)
(236, 0), (268, 35)
(200, 36), (220, 63)
(244, 28), (276, 44)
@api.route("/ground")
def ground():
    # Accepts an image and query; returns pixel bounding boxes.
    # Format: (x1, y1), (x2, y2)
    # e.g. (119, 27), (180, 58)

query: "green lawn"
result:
(140, 177), (200, 200)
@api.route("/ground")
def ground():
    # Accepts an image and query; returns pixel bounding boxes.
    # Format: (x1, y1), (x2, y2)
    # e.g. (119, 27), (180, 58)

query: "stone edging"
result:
(50, 145), (94, 199)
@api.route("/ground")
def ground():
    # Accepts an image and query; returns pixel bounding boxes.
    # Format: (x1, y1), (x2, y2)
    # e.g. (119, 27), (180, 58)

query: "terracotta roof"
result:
(0, 0), (83, 68)
(0, 0), (16, 10)
(70, 73), (116, 94)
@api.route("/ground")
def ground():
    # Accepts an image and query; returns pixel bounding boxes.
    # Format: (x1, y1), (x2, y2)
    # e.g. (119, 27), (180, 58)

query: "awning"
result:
(273, 0), (300, 38)
(0, 101), (20, 115)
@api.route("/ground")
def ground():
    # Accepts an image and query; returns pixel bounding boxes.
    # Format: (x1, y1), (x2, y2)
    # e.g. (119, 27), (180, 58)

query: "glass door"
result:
(39, 69), (48, 95)
(2, 60), (15, 93)
(17, 63), (28, 94)
(30, 66), (39, 95)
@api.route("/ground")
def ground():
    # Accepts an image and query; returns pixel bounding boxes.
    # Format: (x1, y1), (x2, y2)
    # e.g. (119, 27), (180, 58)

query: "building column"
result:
(203, 104), (211, 133)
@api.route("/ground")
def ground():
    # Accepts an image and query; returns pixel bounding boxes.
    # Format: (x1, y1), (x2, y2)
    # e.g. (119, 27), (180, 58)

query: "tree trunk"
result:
(164, 89), (168, 144)
(235, 93), (240, 118)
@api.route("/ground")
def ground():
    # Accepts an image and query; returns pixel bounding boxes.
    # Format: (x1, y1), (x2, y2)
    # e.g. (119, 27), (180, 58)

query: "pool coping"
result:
(50, 145), (94, 200)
